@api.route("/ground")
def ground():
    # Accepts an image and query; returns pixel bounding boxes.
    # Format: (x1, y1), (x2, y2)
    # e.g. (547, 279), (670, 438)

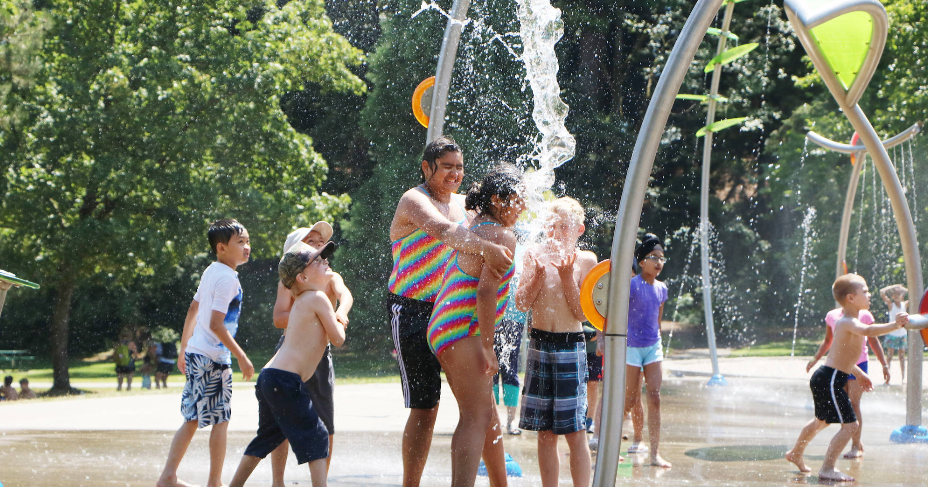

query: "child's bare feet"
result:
(818, 468), (854, 482)
(155, 474), (199, 487)
(842, 445), (864, 459)
(650, 454), (671, 468)
(785, 449), (811, 473)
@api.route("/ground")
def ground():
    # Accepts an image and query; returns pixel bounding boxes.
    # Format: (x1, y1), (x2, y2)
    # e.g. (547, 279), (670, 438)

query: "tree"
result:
(0, 0), (364, 394)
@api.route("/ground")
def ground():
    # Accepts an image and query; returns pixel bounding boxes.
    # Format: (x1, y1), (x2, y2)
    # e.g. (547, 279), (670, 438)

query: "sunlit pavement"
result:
(1, 356), (926, 486)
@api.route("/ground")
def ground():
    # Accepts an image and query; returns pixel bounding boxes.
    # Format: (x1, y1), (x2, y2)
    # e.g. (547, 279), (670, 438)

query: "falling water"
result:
(906, 140), (919, 226)
(665, 227), (699, 355)
(790, 207), (817, 356)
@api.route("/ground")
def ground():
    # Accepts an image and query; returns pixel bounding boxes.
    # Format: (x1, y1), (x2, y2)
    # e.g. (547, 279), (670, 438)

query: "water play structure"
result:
(422, 0), (928, 483)
(0, 270), (39, 319)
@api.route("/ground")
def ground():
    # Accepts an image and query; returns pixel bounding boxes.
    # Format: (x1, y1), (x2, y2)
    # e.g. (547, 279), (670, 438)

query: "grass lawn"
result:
(729, 338), (820, 357)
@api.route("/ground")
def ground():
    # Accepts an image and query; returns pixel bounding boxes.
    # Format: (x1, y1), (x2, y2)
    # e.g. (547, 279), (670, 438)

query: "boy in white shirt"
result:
(157, 219), (254, 487)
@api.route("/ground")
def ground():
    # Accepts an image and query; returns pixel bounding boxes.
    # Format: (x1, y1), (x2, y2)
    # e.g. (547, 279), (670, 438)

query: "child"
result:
(113, 329), (137, 391)
(270, 221), (353, 483)
(786, 273), (907, 482)
(623, 233), (671, 468)
(805, 304), (889, 459)
(230, 241), (345, 487)
(427, 165), (525, 487)
(18, 378), (37, 399)
(156, 219), (254, 487)
(140, 339), (156, 390)
(880, 284), (908, 384)
(516, 196), (597, 487)
(1, 375), (18, 400)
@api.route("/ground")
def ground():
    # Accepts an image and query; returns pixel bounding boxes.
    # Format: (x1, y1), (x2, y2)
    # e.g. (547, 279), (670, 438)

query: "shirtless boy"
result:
(230, 241), (346, 487)
(785, 273), (907, 482)
(515, 197), (598, 487)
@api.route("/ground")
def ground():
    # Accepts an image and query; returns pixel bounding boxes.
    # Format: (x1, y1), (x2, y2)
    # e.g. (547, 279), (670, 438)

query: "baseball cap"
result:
(282, 221), (334, 255)
(279, 241), (338, 289)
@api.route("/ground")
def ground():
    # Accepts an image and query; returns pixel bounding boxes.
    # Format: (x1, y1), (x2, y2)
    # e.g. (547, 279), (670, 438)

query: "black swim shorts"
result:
(388, 293), (442, 409)
(810, 365), (857, 424)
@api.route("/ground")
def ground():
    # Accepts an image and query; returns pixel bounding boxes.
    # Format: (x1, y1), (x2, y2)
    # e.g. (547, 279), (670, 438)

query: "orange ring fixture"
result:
(412, 76), (436, 128)
(580, 260), (612, 331)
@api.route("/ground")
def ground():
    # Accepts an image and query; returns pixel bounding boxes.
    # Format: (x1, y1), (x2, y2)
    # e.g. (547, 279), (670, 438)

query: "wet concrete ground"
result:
(1, 356), (927, 486)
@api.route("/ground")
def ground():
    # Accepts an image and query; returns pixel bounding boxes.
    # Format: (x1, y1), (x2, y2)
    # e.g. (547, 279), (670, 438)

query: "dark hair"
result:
(4, 376), (12, 386)
(208, 218), (246, 254)
(420, 136), (462, 182)
(465, 164), (524, 217)
(634, 233), (663, 263)
(19, 378), (28, 385)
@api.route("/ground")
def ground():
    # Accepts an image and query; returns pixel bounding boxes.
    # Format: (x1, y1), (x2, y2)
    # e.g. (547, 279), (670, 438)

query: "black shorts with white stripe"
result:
(810, 365), (857, 424)
(387, 293), (442, 409)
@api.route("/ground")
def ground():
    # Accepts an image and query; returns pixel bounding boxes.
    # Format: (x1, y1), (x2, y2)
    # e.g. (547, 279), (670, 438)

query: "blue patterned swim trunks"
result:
(181, 353), (233, 428)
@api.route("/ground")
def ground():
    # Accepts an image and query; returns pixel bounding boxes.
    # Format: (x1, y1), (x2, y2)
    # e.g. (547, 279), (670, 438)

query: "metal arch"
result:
(426, 0), (472, 143)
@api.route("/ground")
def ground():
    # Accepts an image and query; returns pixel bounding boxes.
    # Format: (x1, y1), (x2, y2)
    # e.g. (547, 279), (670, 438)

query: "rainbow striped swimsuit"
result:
(388, 187), (464, 302)
(427, 224), (515, 356)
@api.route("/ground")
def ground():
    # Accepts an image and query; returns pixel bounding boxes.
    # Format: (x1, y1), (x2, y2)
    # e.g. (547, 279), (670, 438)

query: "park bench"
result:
(0, 350), (35, 372)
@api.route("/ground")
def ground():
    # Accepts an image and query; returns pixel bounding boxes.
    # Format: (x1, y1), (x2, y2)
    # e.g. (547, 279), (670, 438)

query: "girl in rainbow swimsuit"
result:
(427, 165), (526, 487)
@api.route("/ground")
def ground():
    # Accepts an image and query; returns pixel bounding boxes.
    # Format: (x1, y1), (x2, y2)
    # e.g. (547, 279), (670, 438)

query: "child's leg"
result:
(642, 361), (670, 467)
(899, 347), (906, 383)
(587, 380), (599, 428)
(403, 406), (439, 487)
(126, 371), (134, 391)
(157, 420), (199, 487)
(440, 338), (498, 487)
(307, 457), (328, 487)
(819, 422), (858, 481)
(623, 364), (644, 444)
(117, 373), (124, 391)
(207, 420), (229, 487)
(564, 430), (591, 487)
(271, 440), (290, 487)
(537, 431), (560, 487)
(482, 405), (508, 487)
(844, 380), (865, 458)
(229, 455), (263, 487)
(785, 418), (828, 473)
(885, 348), (894, 384)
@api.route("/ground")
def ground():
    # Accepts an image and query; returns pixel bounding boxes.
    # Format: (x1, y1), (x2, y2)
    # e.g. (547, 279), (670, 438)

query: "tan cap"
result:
(282, 221), (333, 255)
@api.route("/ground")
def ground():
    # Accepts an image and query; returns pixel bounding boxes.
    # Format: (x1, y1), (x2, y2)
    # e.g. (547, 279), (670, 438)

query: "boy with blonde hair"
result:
(516, 196), (598, 487)
(230, 241), (345, 487)
(785, 273), (907, 482)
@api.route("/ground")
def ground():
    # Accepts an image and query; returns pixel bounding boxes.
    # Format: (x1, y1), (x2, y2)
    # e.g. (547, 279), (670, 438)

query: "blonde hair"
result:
(548, 197), (585, 225)
(833, 273), (866, 304)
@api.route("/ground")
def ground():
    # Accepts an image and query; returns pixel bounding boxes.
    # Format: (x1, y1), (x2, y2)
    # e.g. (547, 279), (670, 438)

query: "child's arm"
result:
(477, 264), (503, 376)
(208, 311), (254, 380)
(307, 292), (346, 347)
(553, 252), (585, 322)
(330, 272), (353, 327)
(845, 317), (906, 337)
(879, 286), (893, 306)
(851, 364), (873, 391)
(807, 325), (834, 372)
(515, 250), (545, 312)
(178, 299), (199, 375)
(867, 336), (890, 383)
(272, 281), (294, 330)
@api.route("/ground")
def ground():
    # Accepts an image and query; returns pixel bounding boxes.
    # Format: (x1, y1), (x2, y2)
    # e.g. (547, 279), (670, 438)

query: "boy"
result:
(515, 197), (598, 487)
(230, 241), (345, 487)
(1, 375), (18, 401)
(18, 378), (37, 399)
(157, 219), (254, 487)
(785, 273), (907, 482)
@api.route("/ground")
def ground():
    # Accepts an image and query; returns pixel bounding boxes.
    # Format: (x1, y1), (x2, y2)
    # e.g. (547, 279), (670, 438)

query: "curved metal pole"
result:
(426, 0), (472, 143)
(699, 0), (735, 387)
(807, 123), (921, 154)
(593, 1), (725, 485)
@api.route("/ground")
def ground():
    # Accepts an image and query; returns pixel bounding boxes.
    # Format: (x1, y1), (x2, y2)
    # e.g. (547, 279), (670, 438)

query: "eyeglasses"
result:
(644, 256), (667, 264)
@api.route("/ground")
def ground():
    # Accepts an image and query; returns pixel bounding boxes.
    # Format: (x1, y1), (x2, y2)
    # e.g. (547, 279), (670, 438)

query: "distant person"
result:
(516, 197), (598, 487)
(880, 284), (908, 384)
(140, 339), (156, 390)
(113, 329), (138, 391)
(583, 321), (602, 436)
(806, 303), (889, 459)
(229, 241), (345, 487)
(1, 375), (18, 401)
(786, 273), (907, 482)
(427, 165), (525, 487)
(493, 242), (529, 436)
(269, 221), (353, 485)
(387, 136), (512, 487)
(156, 339), (179, 389)
(156, 219), (254, 487)
(18, 378), (37, 399)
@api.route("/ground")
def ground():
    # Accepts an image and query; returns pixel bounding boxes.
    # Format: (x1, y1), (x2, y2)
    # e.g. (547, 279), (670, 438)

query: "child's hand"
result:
(895, 312), (909, 329)
(239, 356), (255, 381)
(552, 251), (576, 278)
(483, 242), (514, 279)
(530, 256), (547, 282)
(335, 309), (349, 328)
(178, 356), (186, 375)
(857, 372), (873, 392)
(806, 357), (818, 373)
(483, 346), (499, 377)
(882, 364), (891, 384)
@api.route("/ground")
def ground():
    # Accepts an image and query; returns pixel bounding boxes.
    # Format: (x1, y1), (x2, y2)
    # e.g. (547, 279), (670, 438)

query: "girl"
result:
(625, 233), (672, 468)
(880, 284), (907, 384)
(427, 165), (525, 487)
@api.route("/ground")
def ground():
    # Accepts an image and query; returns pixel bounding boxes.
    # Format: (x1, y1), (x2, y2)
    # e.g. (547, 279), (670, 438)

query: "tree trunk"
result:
(48, 276), (78, 395)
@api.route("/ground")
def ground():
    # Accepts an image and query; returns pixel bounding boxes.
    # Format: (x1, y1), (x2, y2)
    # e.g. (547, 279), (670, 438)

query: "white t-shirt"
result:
(186, 262), (244, 364)
(888, 302), (907, 337)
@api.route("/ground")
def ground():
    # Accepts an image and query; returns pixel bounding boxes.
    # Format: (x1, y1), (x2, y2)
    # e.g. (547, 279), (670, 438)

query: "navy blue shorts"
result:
(243, 368), (329, 464)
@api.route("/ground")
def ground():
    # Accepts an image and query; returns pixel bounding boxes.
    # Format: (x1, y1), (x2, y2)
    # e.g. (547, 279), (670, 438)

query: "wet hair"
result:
(548, 197), (585, 226)
(4, 376), (12, 386)
(465, 164), (523, 217)
(420, 136), (462, 182)
(208, 218), (246, 254)
(833, 273), (866, 304)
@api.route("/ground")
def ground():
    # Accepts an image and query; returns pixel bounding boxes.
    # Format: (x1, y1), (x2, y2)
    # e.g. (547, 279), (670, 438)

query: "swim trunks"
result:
(273, 335), (336, 434)
(626, 341), (663, 368)
(810, 365), (856, 424)
(243, 368), (329, 464)
(848, 359), (868, 381)
(519, 329), (588, 434)
(388, 293), (442, 409)
(180, 352), (233, 428)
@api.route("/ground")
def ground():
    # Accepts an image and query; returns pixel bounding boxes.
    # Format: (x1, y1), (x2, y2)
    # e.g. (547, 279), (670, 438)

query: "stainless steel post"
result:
(593, 0), (725, 485)
(426, 0), (472, 142)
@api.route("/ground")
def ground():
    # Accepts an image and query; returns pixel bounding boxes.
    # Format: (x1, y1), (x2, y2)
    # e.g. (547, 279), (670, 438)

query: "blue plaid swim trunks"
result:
(181, 353), (233, 428)
(519, 329), (588, 434)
